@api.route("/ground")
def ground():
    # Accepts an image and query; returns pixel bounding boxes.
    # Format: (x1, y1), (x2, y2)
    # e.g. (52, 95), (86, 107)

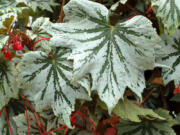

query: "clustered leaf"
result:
(116, 109), (177, 135)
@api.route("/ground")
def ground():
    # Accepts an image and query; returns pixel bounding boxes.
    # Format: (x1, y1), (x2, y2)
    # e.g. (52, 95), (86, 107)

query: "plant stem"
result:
(139, 88), (157, 106)
(57, 0), (66, 23)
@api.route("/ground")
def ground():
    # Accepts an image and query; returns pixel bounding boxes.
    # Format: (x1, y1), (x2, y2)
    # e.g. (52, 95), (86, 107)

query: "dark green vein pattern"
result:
(158, 30), (180, 86)
(0, 57), (18, 109)
(117, 109), (176, 135)
(152, 0), (180, 34)
(49, 0), (160, 112)
(17, 48), (89, 127)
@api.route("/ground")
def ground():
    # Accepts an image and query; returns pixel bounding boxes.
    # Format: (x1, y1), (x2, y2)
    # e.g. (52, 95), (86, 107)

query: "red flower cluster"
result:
(1, 32), (31, 61)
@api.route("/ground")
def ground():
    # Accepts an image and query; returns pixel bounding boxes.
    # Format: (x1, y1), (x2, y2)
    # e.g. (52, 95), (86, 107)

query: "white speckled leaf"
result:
(151, 0), (180, 34)
(156, 30), (180, 86)
(17, 48), (89, 128)
(0, 58), (19, 109)
(26, 17), (52, 40)
(16, 0), (59, 12)
(26, 17), (53, 52)
(49, 0), (161, 112)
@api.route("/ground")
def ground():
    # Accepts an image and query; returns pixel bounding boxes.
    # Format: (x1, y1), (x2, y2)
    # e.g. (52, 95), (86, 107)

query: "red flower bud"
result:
(4, 51), (12, 61)
(173, 83), (180, 94)
(12, 41), (24, 50)
(147, 8), (153, 13)
(1, 47), (5, 53)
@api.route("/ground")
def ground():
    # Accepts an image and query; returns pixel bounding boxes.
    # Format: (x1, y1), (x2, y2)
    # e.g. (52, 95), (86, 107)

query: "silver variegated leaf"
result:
(16, 0), (59, 12)
(151, 0), (180, 34)
(13, 110), (62, 135)
(26, 17), (53, 52)
(17, 48), (89, 127)
(49, 0), (161, 112)
(156, 30), (180, 86)
(117, 109), (177, 135)
(26, 17), (52, 40)
(0, 57), (19, 109)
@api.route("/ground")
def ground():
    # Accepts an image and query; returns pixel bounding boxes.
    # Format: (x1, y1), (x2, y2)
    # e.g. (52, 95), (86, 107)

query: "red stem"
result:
(33, 37), (51, 47)
(21, 95), (31, 135)
(19, 92), (45, 134)
(140, 88), (156, 106)
(0, 109), (2, 117)
(44, 125), (68, 134)
(126, 4), (143, 15)
(5, 106), (13, 135)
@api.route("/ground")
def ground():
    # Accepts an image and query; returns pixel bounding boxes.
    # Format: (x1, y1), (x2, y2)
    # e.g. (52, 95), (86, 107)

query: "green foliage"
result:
(0, 0), (180, 134)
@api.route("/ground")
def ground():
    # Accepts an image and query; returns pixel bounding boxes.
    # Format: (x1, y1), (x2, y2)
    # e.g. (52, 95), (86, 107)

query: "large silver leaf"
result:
(17, 48), (90, 127)
(156, 30), (180, 86)
(151, 0), (180, 34)
(0, 57), (19, 109)
(49, 0), (161, 112)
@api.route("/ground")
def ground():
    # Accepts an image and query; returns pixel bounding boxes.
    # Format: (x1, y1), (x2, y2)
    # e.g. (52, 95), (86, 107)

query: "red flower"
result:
(12, 41), (24, 50)
(147, 7), (153, 13)
(1, 47), (12, 61)
(104, 128), (117, 135)
(110, 115), (119, 127)
(173, 83), (180, 94)
(4, 51), (12, 61)
(1, 47), (5, 53)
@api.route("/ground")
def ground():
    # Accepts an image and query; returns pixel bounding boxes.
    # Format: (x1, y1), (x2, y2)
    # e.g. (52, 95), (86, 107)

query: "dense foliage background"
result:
(0, 0), (180, 135)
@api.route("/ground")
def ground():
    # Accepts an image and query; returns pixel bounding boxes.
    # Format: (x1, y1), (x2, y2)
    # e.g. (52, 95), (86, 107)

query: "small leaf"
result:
(113, 98), (164, 122)
(49, 0), (161, 112)
(26, 17), (53, 52)
(156, 30), (180, 87)
(151, 0), (180, 34)
(17, 48), (90, 127)
(117, 109), (177, 135)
